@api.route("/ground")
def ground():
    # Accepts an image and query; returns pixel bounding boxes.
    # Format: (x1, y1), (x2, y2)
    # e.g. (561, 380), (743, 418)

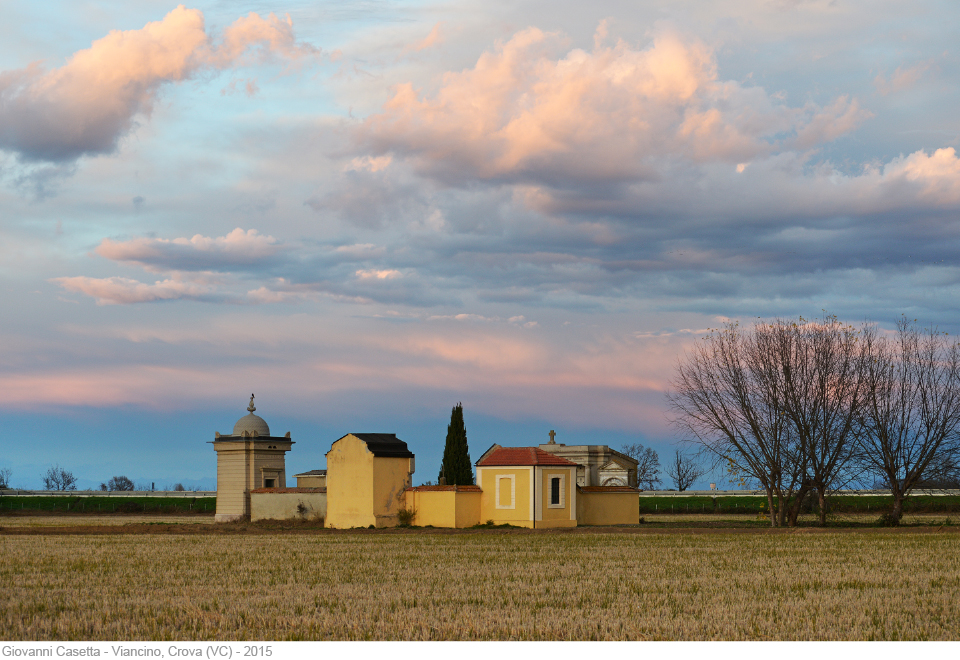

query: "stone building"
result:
(537, 430), (639, 487)
(211, 395), (293, 522)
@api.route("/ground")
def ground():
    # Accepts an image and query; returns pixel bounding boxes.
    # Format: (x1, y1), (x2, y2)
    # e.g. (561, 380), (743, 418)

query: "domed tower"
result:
(211, 394), (293, 522)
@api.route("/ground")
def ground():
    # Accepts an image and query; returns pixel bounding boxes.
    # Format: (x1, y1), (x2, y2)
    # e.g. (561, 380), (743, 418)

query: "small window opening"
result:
(551, 477), (561, 505)
(264, 478), (276, 488)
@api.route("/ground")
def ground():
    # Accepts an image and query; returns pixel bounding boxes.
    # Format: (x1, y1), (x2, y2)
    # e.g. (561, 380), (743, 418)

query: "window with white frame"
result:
(548, 474), (565, 508)
(495, 474), (516, 509)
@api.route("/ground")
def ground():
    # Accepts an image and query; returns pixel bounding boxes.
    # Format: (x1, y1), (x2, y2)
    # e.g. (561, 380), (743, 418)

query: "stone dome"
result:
(233, 394), (270, 437)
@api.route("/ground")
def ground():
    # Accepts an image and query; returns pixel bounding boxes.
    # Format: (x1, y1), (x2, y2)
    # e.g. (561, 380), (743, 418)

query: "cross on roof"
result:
(548, 429), (556, 444)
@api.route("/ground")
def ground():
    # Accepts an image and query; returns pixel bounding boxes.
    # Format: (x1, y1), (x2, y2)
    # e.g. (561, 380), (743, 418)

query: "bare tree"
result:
(761, 316), (868, 525)
(42, 464), (77, 491)
(857, 320), (960, 524)
(667, 450), (706, 491)
(0, 467), (11, 489)
(620, 443), (662, 490)
(107, 476), (135, 491)
(668, 322), (810, 527)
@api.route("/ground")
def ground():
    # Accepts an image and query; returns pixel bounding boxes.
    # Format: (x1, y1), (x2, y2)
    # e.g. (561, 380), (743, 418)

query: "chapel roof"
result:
(339, 433), (415, 458)
(476, 446), (577, 467)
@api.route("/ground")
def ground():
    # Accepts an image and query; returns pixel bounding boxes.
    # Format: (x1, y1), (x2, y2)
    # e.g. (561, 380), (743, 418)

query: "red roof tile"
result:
(249, 487), (327, 494)
(476, 446), (577, 467)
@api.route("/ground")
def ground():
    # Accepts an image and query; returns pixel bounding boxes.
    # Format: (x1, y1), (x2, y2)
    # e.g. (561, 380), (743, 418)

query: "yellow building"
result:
(475, 445), (578, 528)
(211, 395), (293, 522)
(212, 403), (638, 527)
(325, 433), (415, 528)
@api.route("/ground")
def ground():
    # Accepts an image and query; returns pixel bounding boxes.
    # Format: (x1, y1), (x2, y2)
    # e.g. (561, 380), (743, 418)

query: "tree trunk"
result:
(766, 490), (776, 528)
(892, 496), (904, 521)
(885, 485), (905, 526)
(817, 488), (827, 526)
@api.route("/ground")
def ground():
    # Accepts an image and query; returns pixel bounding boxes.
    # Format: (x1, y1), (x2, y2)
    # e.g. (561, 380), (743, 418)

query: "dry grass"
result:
(0, 515), (216, 528)
(643, 512), (959, 525)
(1, 529), (958, 640)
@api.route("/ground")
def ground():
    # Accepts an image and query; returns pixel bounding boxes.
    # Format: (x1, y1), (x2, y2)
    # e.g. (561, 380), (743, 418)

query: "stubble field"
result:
(1, 525), (958, 641)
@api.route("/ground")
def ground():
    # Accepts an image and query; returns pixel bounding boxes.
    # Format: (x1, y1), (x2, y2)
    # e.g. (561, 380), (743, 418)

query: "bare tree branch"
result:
(620, 443), (662, 490)
(667, 450), (706, 491)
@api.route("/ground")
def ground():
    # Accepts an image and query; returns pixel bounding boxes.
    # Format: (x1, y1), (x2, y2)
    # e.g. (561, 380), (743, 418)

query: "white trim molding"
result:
(495, 474), (516, 509)
(547, 473), (566, 508)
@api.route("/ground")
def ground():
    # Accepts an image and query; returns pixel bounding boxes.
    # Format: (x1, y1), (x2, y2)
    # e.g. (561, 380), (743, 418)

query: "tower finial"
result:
(247, 394), (256, 413)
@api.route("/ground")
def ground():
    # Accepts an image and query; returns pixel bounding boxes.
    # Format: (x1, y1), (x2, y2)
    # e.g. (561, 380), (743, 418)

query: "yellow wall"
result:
(295, 474), (326, 488)
(250, 492), (326, 522)
(372, 456), (414, 527)
(455, 491), (481, 528)
(404, 490), (481, 528)
(478, 467), (533, 527)
(577, 491), (639, 526)
(538, 467), (577, 528)
(406, 490), (454, 527)
(325, 435), (374, 528)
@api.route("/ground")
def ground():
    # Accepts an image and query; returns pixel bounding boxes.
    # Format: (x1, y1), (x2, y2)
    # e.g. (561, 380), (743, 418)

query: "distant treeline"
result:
(0, 495), (215, 514)
(640, 494), (960, 515)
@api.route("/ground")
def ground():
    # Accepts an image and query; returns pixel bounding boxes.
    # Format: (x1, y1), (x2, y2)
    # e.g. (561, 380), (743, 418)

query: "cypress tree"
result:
(438, 402), (473, 485)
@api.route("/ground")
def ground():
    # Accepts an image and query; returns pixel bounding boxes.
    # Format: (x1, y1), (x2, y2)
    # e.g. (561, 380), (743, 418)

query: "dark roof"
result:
(341, 433), (415, 458)
(293, 470), (327, 476)
(406, 485), (482, 492)
(476, 446), (577, 467)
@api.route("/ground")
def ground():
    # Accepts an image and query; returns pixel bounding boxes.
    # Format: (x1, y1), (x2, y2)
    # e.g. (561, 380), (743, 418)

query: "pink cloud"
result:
(95, 228), (282, 271)
(359, 27), (868, 184)
(874, 60), (935, 96)
(880, 147), (960, 204)
(405, 23), (443, 53)
(0, 6), (317, 162)
(51, 276), (220, 305)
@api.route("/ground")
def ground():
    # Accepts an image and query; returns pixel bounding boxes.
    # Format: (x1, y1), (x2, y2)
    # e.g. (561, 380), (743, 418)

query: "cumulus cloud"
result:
(0, 6), (317, 163)
(879, 147), (960, 204)
(95, 228), (284, 271)
(359, 27), (870, 185)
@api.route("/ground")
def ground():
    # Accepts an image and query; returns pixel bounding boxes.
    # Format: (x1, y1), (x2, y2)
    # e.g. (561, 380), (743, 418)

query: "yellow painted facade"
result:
(403, 488), (481, 528)
(537, 466), (577, 528)
(325, 434), (414, 528)
(212, 403), (635, 528)
(576, 489), (639, 525)
(478, 466), (533, 527)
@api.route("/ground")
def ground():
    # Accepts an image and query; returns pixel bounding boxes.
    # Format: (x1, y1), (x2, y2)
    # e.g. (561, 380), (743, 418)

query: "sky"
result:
(2, 0), (959, 490)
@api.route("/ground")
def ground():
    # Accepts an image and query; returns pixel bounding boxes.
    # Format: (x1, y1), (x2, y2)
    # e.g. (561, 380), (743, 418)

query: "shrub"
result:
(396, 507), (416, 527)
